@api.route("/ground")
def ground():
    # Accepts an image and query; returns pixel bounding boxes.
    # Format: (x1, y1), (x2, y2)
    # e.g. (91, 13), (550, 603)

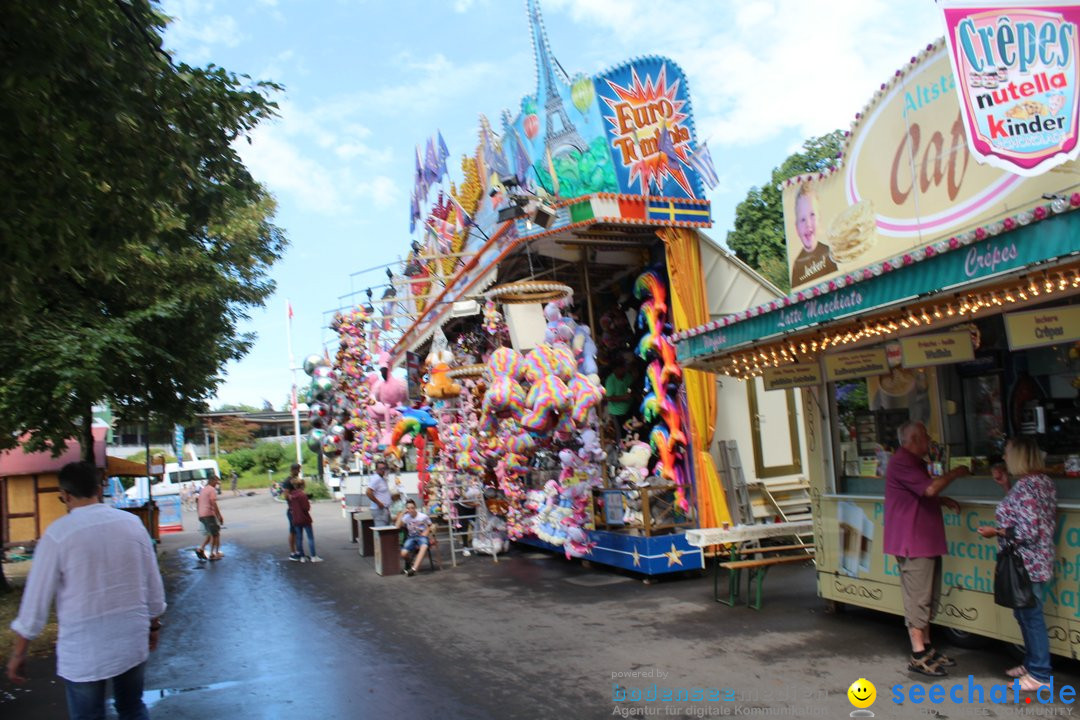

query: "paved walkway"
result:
(4, 491), (1079, 718)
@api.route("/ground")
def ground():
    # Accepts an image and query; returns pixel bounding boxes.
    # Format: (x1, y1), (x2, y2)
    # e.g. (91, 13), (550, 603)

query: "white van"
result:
(125, 459), (220, 500)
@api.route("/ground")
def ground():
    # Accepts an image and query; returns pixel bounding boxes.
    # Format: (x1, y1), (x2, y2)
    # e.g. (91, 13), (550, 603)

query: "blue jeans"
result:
(294, 524), (316, 557)
(64, 661), (148, 720)
(1014, 581), (1052, 682)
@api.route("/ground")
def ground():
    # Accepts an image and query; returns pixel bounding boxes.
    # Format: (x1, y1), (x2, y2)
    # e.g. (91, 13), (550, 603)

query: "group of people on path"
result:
(885, 421), (1056, 692)
(366, 459), (432, 576)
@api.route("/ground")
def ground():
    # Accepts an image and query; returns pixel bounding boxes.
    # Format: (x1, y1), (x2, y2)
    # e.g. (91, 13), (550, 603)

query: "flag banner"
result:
(689, 142), (719, 189)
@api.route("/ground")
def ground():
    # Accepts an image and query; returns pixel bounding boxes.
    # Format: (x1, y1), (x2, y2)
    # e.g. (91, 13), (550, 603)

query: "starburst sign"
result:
(602, 64), (694, 196)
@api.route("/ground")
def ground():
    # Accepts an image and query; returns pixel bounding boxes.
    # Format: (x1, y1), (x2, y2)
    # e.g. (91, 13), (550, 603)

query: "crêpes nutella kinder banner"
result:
(783, 39), (1079, 292)
(941, 1), (1080, 176)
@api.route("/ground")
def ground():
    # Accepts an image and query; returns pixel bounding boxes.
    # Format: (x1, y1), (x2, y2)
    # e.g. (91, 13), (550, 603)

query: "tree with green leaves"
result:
(0, 1), (286, 462)
(726, 130), (845, 292)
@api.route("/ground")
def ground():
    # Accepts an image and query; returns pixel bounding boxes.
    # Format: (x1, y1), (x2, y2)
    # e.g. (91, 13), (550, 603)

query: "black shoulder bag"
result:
(994, 539), (1037, 608)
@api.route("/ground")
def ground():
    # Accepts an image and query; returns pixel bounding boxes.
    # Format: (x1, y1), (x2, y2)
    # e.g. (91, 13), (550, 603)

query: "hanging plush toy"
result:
(568, 373), (604, 426)
(424, 328), (462, 399)
(480, 347), (526, 433)
(390, 406), (444, 452)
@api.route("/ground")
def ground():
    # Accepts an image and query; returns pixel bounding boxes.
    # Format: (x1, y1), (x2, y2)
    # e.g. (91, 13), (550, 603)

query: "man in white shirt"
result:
(396, 499), (432, 576)
(7, 461), (167, 720)
(366, 460), (394, 526)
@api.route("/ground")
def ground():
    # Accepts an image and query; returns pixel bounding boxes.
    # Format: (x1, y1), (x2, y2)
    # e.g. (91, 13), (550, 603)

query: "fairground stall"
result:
(676, 26), (1080, 652)
(305, 1), (780, 578)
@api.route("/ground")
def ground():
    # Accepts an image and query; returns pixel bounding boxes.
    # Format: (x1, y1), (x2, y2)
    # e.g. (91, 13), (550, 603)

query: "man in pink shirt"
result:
(884, 420), (969, 677)
(195, 475), (224, 561)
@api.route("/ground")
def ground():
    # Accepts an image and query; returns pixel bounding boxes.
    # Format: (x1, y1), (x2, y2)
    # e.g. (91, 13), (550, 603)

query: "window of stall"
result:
(830, 292), (1080, 494)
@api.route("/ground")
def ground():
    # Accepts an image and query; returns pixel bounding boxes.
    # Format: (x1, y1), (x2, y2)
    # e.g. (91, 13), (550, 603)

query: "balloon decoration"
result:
(634, 268), (689, 511)
(571, 74), (595, 114)
(524, 114), (539, 140)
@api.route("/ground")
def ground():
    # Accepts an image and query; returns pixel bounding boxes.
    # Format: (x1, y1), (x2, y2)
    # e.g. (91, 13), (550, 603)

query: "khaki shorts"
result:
(897, 556), (941, 629)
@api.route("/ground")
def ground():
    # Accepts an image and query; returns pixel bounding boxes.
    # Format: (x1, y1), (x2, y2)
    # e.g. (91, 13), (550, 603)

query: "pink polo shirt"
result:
(883, 447), (947, 558)
(197, 484), (218, 519)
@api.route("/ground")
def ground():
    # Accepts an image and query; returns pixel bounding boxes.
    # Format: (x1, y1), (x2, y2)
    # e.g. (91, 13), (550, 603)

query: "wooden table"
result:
(685, 520), (813, 548)
(372, 525), (401, 576)
(686, 521), (815, 609)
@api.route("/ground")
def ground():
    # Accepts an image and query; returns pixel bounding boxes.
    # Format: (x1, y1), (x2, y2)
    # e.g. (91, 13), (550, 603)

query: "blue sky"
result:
(161, 0), (943, 409)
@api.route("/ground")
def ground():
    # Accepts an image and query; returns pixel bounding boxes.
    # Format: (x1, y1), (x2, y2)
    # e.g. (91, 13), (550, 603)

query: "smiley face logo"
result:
(847, 678), (876, 709)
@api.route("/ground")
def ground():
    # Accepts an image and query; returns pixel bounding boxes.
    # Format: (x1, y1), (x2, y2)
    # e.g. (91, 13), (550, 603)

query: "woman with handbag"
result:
(976, 436), (1056, 692)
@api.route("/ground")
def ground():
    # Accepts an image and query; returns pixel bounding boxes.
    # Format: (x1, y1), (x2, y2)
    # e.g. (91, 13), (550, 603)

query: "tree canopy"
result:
(0, 1), (287, 458)
(726, 130), (845, 292)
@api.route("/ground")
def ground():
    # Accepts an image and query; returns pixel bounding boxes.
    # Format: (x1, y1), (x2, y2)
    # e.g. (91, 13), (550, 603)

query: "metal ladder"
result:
(717, 440), (754, 526)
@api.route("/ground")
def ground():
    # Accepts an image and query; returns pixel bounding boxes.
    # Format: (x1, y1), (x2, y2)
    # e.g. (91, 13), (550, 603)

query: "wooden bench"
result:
(714, 543), (815, 610)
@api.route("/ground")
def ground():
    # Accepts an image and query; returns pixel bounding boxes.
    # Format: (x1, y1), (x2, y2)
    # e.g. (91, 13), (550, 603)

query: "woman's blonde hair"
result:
(1005, 436), (1045, 477)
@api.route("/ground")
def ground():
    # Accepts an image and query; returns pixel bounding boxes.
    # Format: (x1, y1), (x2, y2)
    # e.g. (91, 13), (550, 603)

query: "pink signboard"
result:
(941, 1), (1080, 175)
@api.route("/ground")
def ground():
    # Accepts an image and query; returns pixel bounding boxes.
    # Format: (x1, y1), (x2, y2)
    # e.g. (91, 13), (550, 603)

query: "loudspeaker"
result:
(530, 203), (557, 229)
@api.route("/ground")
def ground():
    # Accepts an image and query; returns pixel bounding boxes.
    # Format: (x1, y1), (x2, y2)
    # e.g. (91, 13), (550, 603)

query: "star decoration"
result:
(664, 543), (684, 567)
(631, 547), (641, 568)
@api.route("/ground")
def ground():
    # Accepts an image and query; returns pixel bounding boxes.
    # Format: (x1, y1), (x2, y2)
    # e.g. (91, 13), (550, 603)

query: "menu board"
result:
(824, 349), (889, 382)
(900, 331), (974, 368)
(1005, 306), (1080, 351)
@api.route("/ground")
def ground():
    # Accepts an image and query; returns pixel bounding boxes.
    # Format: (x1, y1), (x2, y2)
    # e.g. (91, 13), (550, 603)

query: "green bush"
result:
(124, 449), (176, 465)
(305, 481), (331, 501)
(224, 447), (257, 473)
(254, 442), (286, 473)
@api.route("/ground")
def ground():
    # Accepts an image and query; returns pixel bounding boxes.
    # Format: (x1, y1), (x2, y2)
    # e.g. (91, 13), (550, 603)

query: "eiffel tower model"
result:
(528, 0), (586, 157)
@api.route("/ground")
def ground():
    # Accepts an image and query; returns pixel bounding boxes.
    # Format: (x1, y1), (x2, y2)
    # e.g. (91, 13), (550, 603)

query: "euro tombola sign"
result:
(941, 1), (1080, 175)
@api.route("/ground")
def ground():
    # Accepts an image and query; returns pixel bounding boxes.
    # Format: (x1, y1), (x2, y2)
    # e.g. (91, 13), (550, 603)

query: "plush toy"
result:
(424, 328), (462, 399)
(578, 428), (606, 464)
(480, 347), (526, 433)
(521, 374), (572, 432)
(572, 323), (599, 379)
(568, 373), (604, 426)
(390, 406), (445, 452)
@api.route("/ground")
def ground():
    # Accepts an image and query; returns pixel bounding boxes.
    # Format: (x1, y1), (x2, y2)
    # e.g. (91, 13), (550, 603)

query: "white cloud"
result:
(547, 0), (942, 146)
(161, 0), (244, 63)
(238, 120), (346, 215)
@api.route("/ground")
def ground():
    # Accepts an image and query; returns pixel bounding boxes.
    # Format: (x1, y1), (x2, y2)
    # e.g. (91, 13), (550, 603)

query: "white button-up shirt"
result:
(11, 503), (167, 682)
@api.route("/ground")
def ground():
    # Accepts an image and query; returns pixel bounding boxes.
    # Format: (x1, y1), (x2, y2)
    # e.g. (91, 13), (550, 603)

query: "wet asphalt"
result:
(4, 491), (1080, 719)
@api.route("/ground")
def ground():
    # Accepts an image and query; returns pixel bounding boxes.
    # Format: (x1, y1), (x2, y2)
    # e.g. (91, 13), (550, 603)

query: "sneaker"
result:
(402, 567), (410, 576)
(310, 556), (324, 563)
(289, 554), (302, 561)
(406, 567), (416, 576)
(300, 556), (310, 563)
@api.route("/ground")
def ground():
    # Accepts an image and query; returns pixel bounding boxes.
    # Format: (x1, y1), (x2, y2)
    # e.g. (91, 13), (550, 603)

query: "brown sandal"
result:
(929, 648), (957, 667)
(908, 654), (947, 677)
(1006, 665), (1027, 678)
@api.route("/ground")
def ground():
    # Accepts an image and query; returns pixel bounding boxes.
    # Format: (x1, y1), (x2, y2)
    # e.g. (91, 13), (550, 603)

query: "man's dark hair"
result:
(405, 499), (416, 507)
(58, 461), (100, 499)
(289, 463), (302, 476)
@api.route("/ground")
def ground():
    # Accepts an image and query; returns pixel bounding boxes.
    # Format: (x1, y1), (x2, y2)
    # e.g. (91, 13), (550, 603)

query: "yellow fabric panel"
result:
(658, 227), (732, 528)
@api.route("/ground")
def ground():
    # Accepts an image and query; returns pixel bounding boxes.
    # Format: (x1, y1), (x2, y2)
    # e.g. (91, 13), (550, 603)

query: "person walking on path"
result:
(230, 470), (240, 497)
(288, 478), (322, 563)
(976, 436), (1057, 692)
(366, 460), (394, 527)
(7, 461), (167, 720)
(884, 420), (970, 677)
(195, 475), (224, 561)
